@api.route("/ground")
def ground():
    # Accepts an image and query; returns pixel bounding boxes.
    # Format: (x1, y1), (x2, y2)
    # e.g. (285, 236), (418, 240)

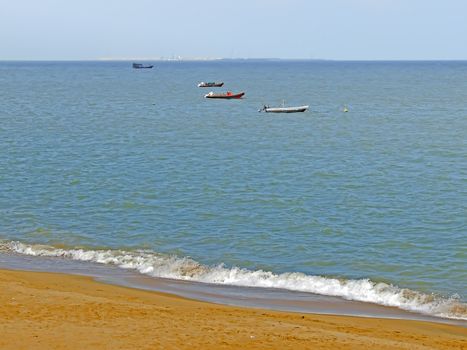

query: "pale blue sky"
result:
(1, 0), (466, 60)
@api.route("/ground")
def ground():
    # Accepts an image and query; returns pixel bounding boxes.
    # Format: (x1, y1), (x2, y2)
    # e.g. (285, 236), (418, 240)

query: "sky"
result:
(1, 0), (466, 60)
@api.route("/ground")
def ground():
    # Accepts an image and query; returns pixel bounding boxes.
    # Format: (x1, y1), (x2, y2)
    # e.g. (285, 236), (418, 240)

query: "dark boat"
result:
(132, 63), (154, 69)
(198, 81), (224, 87)
(204, 91), (245, 99)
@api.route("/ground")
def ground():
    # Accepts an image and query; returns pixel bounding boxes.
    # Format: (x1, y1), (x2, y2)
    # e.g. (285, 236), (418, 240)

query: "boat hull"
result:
(264, 105), (308, 113)
(198, 82), (224, 87)
(205, 92), (245, 99)
(132, 63), (154, 69)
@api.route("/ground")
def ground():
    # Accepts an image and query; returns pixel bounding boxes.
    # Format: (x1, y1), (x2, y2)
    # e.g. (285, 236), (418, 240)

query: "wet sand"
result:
(0, 269), (465, 349)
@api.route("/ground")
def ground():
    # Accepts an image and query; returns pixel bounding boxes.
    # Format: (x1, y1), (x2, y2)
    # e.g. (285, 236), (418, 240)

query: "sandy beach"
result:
(0, 269), (465, 349)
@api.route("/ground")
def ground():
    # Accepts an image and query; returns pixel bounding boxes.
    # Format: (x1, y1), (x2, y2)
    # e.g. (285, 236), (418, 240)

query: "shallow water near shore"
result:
(0, 60), (466, 320)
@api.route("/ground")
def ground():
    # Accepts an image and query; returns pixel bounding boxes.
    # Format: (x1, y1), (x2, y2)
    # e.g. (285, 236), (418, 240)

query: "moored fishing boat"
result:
(198, 82), (224, 87)
(259, 105), (309, 113)
(205, 91), (245, 99)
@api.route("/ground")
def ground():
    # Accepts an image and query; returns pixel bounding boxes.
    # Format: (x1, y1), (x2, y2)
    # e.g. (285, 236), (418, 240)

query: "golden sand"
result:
(0, 269), (465, 349)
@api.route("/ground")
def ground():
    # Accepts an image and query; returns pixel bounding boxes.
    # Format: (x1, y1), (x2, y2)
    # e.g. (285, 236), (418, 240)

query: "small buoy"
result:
(343, 107), (349, 113)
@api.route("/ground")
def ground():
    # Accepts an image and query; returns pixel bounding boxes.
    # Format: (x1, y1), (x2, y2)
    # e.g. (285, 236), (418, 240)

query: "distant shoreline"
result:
(1, 58), (467, 62)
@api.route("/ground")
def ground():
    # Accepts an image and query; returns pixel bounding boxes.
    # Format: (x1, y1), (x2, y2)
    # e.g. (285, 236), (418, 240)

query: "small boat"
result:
(205, 91), (245, 99)
(259, 104), (309, 113)
(198, 82), (224, 87)
(132, 63), (154, 69)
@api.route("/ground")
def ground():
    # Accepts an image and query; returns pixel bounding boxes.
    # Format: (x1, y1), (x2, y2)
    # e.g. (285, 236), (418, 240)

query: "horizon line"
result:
(1, 58), (467, 62)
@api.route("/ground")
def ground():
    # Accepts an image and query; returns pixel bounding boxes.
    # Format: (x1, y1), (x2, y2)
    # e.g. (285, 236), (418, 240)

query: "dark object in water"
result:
(132, 63), (154, 69)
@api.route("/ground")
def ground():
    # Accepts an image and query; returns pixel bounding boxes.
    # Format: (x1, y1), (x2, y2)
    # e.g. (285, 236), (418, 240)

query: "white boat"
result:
(198, 81), (224, 87)
(259, 105), (309, 113)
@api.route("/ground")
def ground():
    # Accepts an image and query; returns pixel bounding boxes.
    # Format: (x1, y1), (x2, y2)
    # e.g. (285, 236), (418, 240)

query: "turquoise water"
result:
(0, 61), (466, 318)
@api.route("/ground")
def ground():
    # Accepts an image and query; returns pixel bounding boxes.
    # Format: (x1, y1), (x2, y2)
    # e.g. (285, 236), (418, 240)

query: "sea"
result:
(0, 60), (466, 322)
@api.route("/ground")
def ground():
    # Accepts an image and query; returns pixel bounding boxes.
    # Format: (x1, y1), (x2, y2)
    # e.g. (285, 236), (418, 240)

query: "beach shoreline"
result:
(0, 268), (465, 349)
(1, 249), (464, 326)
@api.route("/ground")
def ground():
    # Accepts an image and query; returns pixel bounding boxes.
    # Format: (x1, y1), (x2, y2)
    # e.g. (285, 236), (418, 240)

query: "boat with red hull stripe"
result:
(205, 91), (245, 99)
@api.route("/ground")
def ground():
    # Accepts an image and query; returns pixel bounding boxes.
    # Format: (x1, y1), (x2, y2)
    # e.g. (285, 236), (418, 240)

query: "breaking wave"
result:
(1, 240), (465, 320)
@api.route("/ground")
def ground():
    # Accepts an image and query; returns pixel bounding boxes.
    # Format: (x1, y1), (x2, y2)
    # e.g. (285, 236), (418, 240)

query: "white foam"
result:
(2, 240), (465, 320)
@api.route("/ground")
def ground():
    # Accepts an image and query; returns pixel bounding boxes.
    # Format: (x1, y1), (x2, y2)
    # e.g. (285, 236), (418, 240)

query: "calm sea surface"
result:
(0, 61), (466, 318)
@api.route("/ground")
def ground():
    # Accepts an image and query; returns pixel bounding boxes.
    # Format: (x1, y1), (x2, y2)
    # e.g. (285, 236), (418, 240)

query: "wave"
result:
(1, 240), (465, 320)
